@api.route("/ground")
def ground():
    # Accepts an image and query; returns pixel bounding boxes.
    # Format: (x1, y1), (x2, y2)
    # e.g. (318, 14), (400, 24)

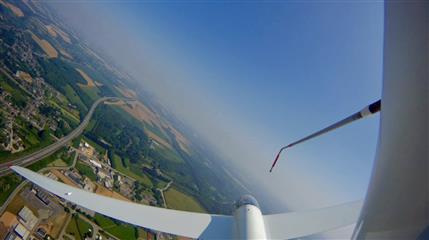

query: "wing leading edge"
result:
(11, 166), (233, 239)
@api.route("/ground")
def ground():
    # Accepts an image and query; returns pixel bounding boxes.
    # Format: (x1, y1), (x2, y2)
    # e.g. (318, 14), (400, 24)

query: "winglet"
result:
(270, 147), (287, 172)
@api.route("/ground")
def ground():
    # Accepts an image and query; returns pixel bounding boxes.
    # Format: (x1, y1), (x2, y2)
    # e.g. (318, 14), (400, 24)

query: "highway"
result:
(0, 97), (119, 176)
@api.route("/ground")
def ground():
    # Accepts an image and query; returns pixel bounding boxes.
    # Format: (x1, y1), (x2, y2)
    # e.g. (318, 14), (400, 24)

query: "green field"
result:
(84, 119), (96, 133)
(49, 149), (76, 168)
(72, 135), (83, 148)
(27, 147), (72, 172)
(111, 154), (152, 187)
(66, 214), (93, 240)
(75, 161), (97, 181)
(64, 84), (88, 113)
(155, 145), (184, 164)
(79, 85), (100, 101)
(94, 213), (137, 239)
(0, 174), (22, 205)
(0, 74), (29, 108)
(63, 151), (76, 166)
(164, 187), (206, 213)
(48, 159), (68, 167)
(0, 131), (55, 164)
(49, 99), (80, 124)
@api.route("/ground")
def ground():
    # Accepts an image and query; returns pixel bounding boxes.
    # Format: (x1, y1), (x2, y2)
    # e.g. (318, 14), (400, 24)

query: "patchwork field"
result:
(94, 213), (137, 239)
(47, 159), (68, 168)
(115, 100), (174, 150)
(147, 130), (172, 150)
(76, 68), (96, 87)
(45, 24), (71, 43)
(55, 26), (72, 44)
(169, 126), (191, 154)
(164, 187), (206, 213)
(49, 100), (80, 124)
(0, 174), (22, 205)
(60, 49), (73, 59)
(45, 25), (57, 37)
(66, 215), (93, 240)
(30, 31), (58, 58)
(120, 101), (158, 126)
(0, 0), (24, 17)
(45, 212), (68, 238)
(111, 154), (153, 187)
(22, 0), (36, 14)
(112, 85), (191, 153)
(75, 68), (99, 100)
(114, 85), (136, 98)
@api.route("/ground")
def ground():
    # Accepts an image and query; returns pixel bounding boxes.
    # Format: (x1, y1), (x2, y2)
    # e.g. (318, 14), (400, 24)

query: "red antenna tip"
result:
(269, 149), (283, 172)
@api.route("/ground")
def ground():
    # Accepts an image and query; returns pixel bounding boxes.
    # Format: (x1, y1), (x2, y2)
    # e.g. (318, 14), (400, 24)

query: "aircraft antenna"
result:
(270, 99), (381, 172)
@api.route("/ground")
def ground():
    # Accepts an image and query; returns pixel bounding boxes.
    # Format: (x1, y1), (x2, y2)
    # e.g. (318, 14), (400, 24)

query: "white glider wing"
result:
(264, 200), (363, 239)
(11, 166), (233, 239)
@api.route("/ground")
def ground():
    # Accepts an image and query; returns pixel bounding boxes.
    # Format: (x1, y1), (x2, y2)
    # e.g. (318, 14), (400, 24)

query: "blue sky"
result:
(52, 1), (384, 223)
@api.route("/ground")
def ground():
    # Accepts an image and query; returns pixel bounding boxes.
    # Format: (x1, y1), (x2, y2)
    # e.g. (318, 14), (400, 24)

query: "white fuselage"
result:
(233, 204), (267, 239)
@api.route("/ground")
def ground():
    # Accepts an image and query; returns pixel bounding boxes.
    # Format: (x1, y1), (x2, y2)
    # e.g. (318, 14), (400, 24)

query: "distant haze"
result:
(49, 2), (383, 237)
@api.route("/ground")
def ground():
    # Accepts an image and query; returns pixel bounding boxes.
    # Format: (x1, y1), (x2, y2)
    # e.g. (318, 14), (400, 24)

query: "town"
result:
(0, 66), (78, 155)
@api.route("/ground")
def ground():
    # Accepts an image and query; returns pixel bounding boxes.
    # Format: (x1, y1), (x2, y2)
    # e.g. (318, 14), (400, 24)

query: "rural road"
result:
(157, 180), (173, 208)
(0, 97), (122, 176)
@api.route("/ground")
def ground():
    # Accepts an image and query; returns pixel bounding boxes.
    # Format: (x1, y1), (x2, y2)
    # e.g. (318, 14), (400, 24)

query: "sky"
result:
(51, 1), (384, 236)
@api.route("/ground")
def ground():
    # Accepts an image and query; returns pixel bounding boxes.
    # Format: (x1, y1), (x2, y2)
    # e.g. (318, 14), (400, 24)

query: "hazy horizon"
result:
(49, 2), (384, 237)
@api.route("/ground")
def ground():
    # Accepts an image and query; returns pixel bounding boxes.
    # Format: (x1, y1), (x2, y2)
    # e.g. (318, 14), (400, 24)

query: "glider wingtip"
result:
(269, 161), (278, 173)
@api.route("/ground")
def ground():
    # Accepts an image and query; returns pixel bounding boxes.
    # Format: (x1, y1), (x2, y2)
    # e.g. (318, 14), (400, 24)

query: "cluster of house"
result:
(14, 71), (45, 99)
(15, 70), (72, 134)
(78, 141), (158, 205)
(0, 89), (24, 153)
(78, 141), (136, 198)
(0, 69), (70, 153)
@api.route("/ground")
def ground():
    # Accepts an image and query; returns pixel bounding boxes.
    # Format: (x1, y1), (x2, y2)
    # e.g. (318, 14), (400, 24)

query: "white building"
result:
(14, 223), (29, 240)
(17, 206), (38, 231)
(90, 160), (102, 169)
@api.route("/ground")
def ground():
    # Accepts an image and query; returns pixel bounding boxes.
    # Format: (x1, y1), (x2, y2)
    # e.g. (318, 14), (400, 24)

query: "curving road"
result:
(0, 97), (120, 176)
(157, 180), (173, 208)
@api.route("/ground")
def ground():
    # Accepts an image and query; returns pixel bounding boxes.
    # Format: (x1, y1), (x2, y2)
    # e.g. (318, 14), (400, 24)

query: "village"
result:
(0, 66), (77, 154)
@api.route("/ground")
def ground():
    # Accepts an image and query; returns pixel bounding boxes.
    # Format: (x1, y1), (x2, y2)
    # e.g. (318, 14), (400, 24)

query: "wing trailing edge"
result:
(264, 200), (363, 239)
